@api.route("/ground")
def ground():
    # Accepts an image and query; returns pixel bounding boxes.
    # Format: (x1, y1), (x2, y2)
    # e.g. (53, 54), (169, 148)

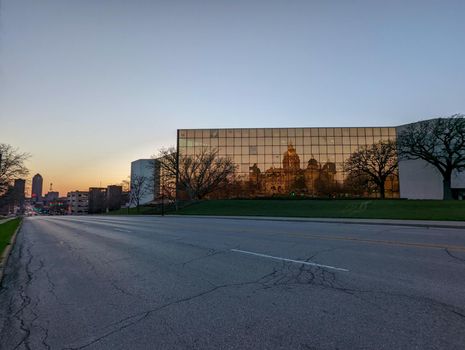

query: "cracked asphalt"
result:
(1, 216), (465, 350)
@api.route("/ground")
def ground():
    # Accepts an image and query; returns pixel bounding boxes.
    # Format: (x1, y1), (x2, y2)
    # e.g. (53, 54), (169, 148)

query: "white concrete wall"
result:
(397, 122), (465, 199)
(398, 158), (444, 199)
(130, 159), (155, 206)
(452, 169), (465, 189)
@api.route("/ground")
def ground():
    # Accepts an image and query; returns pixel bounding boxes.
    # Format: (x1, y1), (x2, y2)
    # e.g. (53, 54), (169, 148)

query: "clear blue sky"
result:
(1, 0), (464, 195)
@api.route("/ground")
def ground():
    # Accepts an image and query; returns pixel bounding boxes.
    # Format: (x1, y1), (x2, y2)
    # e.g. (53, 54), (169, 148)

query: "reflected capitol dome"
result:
(282, 144), (300, 171)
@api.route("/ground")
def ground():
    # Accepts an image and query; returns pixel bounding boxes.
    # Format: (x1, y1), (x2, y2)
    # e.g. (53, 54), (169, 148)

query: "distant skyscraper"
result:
(14, 179), (26, 208)
(32, 173), (43, 202)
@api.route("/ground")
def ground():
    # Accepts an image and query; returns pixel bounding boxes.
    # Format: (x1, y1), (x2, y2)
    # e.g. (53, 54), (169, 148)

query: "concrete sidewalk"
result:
(0, 218), (15, 225)
(170, 215), (465, 229)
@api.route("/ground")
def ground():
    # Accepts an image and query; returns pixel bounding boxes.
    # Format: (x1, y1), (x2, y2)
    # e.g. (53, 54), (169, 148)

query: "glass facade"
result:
(178, 127), (399, 198)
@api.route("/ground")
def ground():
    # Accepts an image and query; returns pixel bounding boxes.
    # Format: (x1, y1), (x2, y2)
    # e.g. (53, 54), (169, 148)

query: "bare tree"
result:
(344, 140), (398, 199)
(155, 147), (236, 201)
(343, 172), (377, 197)
(314, 162), (339, 197)
(145, 158), (170, 201)
(120, 177), (130, 192)
(130, 175), (149, 212)
(397, 115), (465, 200)
(158, 169), (177, 201)
(0, 144), (30, 196)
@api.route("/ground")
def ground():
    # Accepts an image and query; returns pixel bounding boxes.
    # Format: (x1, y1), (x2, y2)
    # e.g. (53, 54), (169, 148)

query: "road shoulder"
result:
(0, 218), (23, 286)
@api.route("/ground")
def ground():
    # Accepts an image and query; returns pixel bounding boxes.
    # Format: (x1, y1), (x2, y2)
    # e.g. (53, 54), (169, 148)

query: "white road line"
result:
(230, 249), (349, 272)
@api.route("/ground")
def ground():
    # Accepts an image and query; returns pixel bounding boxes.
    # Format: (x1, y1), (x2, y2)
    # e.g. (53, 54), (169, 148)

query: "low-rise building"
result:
(88, 187), (107, 214)
(177, 120), (465, 200)
(106, 185), (123, 211)
(67, 191), (89, 215)
(44, 191), (59, 205)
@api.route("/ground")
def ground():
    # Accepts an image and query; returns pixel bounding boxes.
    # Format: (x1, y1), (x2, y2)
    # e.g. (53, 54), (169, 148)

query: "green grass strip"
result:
(175, 199), (465, 221)
(0, 218), (21, 258)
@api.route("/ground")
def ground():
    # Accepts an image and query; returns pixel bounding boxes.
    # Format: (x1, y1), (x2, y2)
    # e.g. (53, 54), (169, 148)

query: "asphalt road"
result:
(1, 216), (465, 350)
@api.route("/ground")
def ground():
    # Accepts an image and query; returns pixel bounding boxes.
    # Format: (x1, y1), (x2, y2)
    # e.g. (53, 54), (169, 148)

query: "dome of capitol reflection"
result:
(282, 144), (300, 171)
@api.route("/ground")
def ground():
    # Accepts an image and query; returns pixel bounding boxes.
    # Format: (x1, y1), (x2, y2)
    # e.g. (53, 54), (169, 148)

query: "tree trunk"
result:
(443, 174), (453, 200)
(379, 182), (385, 199)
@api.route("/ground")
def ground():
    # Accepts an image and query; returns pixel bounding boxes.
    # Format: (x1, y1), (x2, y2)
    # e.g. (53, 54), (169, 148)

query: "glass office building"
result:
(178, 127), (399, 198)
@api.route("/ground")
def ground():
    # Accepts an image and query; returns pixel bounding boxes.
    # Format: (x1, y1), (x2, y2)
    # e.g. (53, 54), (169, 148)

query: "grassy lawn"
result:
(0, 218), (21, 259)
(174, 199), (465, 221)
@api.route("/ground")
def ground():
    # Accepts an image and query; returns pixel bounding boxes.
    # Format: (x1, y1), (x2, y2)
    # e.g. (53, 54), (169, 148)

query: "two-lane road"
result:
(1, 216), (465, 349)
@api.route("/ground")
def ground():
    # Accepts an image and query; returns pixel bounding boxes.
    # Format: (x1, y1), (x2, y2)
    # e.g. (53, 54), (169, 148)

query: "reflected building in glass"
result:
(177, 127), (399, 198)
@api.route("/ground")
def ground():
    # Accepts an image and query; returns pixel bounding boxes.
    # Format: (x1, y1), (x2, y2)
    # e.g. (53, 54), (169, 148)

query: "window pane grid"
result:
(180, 127), (399, 198)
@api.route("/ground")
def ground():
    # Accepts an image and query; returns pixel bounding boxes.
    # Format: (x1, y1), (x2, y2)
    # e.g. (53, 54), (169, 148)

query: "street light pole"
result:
(161, 164), (165, 217)
(161, 190), (164, 216)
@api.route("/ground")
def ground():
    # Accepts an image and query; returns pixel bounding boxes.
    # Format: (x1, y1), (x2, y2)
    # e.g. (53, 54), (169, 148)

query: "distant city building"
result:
(121, 191), (130, 207)
(47, 197), (68, 215)
(44, 191), (59, 205)
(106, 185), (122, 211)
(130, 159), (156, 206)
(13, 179), (26, 208)
(88, 187), (107, 214)
(31, 173), (43, 202)
(67, 191), (89, 215)
(0, 179), (24, 215)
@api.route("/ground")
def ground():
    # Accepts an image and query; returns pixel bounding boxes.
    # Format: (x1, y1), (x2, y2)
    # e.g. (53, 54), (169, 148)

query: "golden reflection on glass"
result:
(180, 127), (399, 198)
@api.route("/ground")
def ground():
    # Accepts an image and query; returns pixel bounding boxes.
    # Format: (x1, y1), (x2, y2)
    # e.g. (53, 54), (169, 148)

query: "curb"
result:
(168, 215), (465, 230)
(0, 218), (23, 286)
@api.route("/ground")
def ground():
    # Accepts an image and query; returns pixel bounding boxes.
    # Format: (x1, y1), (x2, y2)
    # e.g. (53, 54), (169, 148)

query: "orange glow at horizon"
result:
(21, 141), (166, 198)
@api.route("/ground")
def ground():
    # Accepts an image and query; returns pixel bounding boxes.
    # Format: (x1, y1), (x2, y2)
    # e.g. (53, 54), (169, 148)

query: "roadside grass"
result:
(174, 199), (465, 221)
(0, 218), (21, 259)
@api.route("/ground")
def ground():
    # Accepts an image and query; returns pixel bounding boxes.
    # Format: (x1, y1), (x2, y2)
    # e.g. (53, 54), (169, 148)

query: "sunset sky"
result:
(1, 0), (464, 196)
